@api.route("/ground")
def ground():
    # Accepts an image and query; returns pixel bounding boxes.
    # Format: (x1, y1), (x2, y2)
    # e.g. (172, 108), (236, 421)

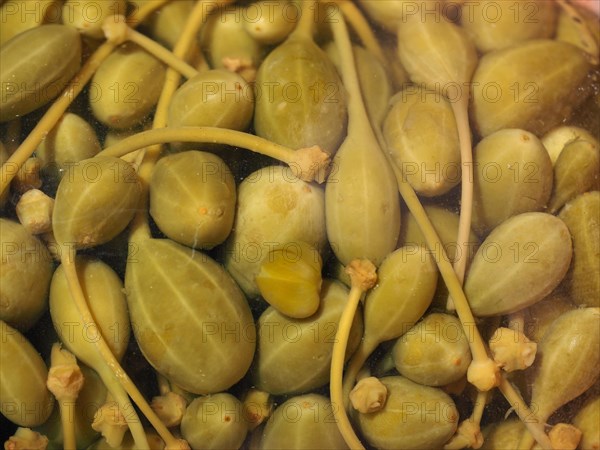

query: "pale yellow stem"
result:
(394, 172), (497, 379)
(58, 401), (77, 450)
(330, 286), (367, 450)
(446, 97), (474, 310)
(99, 127), (290, 160)
(61, 250), (187, 449)
(390, 157), (552, 448)
(98, 127), (329, 183)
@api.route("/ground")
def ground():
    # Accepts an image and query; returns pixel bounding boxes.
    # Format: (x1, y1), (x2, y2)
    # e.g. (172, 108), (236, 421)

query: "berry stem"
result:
(446, 97), (474, 310)
(60, 249), (188, 449)
(98, 127), (330, 183)
(330, 260), (377, 450)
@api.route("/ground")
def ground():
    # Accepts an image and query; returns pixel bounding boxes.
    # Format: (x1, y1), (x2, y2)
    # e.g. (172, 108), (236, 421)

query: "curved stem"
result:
(391, 163), (500, 392)
(98, 127), (329, 183)
(99, 127), (293, 160)
(0, 0), (170, 195)
(330, 284), (367, 450)
(363, 14), (496, 391)
(446, 98), (474, 310)
(330, 260), (377, 450)
(61, 250), (186, 449)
